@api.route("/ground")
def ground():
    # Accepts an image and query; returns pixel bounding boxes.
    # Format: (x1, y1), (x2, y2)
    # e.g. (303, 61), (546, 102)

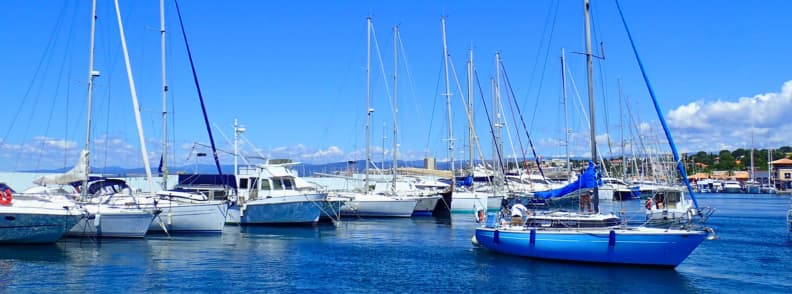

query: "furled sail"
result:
(33, 150), (89, 185)
(533, 161), (596, 199)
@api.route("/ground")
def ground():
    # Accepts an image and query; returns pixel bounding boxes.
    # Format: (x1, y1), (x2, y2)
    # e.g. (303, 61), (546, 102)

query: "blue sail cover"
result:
(534, 161), (597, 199)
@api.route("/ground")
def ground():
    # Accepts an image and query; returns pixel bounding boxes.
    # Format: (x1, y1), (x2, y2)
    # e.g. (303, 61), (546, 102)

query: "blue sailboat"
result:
(474, 0), (713, 268)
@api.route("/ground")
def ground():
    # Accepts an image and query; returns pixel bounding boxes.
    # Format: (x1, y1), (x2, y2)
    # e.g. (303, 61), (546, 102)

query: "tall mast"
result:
(441, 17), (455, 189)
(160, 0), (168, 190)
(494, 52), (503, 186)
(584, 0), (599, 213)
(115, 0), (154, 192)
(769, 148), (773, 187)
(392, 25), (399, 192)
(365, 17), (372, 191)
(81, 0), (99, 199)
(618, 78), (626, 180)
(467, 48), (475, 172)
(561, 48), (570, 180)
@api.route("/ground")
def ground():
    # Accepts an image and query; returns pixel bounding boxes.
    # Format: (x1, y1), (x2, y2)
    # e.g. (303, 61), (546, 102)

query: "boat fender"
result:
(0, 189), (12, 206)
(705, 227), (717, 240)
(644, 198), (652, 210)
(608, 230), (616, 247)
(471, 235), (479, 246)
(494, 230), (500, 244)
(94, 213), (102, 228)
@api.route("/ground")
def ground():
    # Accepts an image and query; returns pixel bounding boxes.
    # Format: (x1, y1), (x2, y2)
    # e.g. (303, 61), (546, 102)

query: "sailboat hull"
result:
(451, 191), (504, 213)
(69, 206), (156, 238)
(146, 201), (228, 233)
(474, 226), (707, 267)
(339, 195), (417, 218)
(410, 196), (441, 216)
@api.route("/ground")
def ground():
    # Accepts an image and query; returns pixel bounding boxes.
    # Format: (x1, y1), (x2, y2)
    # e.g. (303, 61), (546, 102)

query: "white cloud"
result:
(667, 80), (792, 151)
(299, 146), (344, 160)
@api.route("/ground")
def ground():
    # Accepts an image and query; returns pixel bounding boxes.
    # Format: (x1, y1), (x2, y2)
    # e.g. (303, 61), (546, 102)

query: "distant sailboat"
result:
(333, 17), (418, 218)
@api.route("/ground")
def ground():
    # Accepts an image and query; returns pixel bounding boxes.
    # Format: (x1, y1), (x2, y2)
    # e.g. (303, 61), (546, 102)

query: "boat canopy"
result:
(533, 161), (597, 199)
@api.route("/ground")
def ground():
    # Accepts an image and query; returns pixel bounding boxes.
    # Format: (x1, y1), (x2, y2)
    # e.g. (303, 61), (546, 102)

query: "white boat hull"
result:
(339, 193), (417, 217)
(409, 196), (441, 216)
(451, 191), (503, 213)
(146, 201), (228, 233)
(69, 205), (156, 238)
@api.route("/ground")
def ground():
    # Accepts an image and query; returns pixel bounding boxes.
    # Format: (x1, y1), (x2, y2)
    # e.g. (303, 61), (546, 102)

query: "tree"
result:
(732, 148), (748, 159)
(716, 150), (737, 170)
(693, 151), (713, 166)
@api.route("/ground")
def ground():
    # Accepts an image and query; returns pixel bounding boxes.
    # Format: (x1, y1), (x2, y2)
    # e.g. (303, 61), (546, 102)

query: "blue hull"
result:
(1, 213), (83, 244)
(241, 196), (324, 225)
(475, 227), (707, 267)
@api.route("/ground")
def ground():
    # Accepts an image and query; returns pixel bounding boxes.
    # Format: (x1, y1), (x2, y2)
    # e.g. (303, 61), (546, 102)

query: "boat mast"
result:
(494, 52), (504, 188)
(392, 25), (399, 192)
(618, 78), (626, 180)
(584, 0), (600, 213)
(234, 119), (245, 190)
(441, 17), (455, 189)
(160, 0), (168, 190)
(769, 148), (773, 188)
(467, 48), (474, 174)
(561, 48), (571, 180)
(81, 0), (99, 200)
(115, 0), (155, 193)
(365, 17), (373, 191)
(750, 131), (755, 182)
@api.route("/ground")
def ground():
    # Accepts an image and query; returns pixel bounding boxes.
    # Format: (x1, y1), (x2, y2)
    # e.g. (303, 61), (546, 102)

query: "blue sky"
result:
(1, 0), (791, 171)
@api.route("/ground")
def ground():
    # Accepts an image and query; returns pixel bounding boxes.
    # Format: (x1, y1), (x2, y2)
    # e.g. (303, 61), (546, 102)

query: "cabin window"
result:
(214, 190), (226, 199)
(272, 178), (283, 190)
(283, 179), (294, 190)
(261, 179), (271, 190)
(239, 178), (248, 189)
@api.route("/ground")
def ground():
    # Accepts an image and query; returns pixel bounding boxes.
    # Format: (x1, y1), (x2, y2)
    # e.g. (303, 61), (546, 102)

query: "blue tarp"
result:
(533, 161), (597, 199)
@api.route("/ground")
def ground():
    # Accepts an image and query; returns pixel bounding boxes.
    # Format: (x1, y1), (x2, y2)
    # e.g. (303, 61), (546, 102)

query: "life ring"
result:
(0, 189), (13, 206)
(644, 198), (652, 210)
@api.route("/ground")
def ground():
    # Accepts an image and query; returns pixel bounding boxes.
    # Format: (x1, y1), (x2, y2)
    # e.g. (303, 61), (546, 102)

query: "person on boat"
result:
(655, 193), (665, 209)
(579, 190), (592, 213)
(510, 203), (529, 226)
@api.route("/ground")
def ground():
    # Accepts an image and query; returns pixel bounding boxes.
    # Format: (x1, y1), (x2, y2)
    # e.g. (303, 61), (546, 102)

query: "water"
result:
(1, 194), (790, 293)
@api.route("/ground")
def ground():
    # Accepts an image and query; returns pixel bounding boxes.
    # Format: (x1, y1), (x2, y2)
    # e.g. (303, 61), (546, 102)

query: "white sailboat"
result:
(335, 17), (418, 218)
(136, 0), (228, 234)
(65, 0), (158, 238)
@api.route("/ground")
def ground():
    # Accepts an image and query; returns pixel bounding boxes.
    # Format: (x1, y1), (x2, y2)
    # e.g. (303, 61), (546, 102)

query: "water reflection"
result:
(0, 243), (68, 262)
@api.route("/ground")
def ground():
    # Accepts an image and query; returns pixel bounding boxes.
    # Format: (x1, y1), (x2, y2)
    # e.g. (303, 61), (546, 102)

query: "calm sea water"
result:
(1, 194), (790, 293)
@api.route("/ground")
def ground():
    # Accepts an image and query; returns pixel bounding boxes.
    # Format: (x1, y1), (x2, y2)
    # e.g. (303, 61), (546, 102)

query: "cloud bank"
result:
(667, 80), (792, 151)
